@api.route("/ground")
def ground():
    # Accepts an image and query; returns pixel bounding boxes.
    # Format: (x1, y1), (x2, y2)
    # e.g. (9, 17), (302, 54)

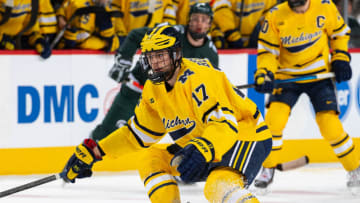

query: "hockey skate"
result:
(253, 167), (275, 195)
(347, 166), (360, 195)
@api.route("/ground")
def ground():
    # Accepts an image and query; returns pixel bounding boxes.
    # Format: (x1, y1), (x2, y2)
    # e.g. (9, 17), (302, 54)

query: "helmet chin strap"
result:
(288, 0), (307, 9)
(189, 30), (207, 40)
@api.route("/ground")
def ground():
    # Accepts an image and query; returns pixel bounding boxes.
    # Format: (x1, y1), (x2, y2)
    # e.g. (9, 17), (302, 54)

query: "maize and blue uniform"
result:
(98, 58), (272, 201)
(257, 0), (359, 172)
(90, 24), (219, 142)
(212, 0), (278, 47)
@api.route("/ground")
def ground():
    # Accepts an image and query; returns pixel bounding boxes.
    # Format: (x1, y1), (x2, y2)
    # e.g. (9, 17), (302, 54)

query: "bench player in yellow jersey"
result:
(59, 25), (272, 202)
(253, 0), (360, 194)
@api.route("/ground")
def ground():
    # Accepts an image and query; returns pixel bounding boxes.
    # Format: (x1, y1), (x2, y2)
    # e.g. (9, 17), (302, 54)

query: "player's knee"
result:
(316, 110), (345, 141)
(141, 171), (180, 203)
(265, 102), (290, 135)
(204, 167), (258, 202)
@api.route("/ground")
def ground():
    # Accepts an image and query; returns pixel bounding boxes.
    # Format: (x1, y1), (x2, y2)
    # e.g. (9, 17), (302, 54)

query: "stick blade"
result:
(276, 156), (309, 171)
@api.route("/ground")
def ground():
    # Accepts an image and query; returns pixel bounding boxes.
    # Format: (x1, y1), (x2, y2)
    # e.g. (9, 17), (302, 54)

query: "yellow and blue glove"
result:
(331, 60), (352, 83)
(224, 29), (244, 48)
(172, 137), (214, 183)
(254, 68), (275, 93)
(0, 34), (15, 50)
(60, 138), (104, 183)
(35, 38), (51, 59)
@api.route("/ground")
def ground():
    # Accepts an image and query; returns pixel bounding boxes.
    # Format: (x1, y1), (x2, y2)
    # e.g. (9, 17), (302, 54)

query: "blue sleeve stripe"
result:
(134, 115), (164, 136)
(126, 124), (148, 148)
(209, 119), (238, 133)
(256, 125), (268, 133)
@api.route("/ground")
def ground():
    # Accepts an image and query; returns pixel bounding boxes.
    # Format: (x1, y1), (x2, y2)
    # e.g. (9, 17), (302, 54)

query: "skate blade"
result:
(348, 186), (360, 196)
(251, 187), (271, 196)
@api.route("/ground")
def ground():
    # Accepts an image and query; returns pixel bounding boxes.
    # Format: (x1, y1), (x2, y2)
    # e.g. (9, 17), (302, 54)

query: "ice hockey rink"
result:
(0, 163), (359, 203)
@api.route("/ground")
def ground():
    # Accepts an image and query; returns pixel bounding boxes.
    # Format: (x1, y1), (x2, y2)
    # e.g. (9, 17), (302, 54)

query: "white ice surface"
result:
(0, 163), (359, 203)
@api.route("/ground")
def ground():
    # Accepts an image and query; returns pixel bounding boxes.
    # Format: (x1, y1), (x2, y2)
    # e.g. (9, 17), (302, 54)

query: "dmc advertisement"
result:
(0, 50), (359, 149)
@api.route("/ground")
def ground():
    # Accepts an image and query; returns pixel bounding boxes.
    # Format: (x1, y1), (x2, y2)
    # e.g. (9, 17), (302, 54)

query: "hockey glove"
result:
(58, 28), (77, 49)
(225, 29), (244, 48)
(109, 53), (132, 83)
(254, 68), (275, 93)
(60, 138), (104, 183)
(35, 38), (51, 59)
(212, 36), (226, 49)
(0, 34), (15, 50)
(172, 138), (214, 183)
(331, 60), (352, 82)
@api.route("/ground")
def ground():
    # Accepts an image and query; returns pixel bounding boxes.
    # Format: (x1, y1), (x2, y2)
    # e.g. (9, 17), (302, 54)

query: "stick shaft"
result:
(236, 72), (335, 89)
(0, 174), (59, 198)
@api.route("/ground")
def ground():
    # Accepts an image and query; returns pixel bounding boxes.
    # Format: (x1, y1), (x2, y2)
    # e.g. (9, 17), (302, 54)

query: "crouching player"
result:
(60, 25), (272, 202)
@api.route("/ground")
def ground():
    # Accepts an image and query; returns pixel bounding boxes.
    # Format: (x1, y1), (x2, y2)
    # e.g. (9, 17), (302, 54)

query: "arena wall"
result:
(0, 49), (359, 175)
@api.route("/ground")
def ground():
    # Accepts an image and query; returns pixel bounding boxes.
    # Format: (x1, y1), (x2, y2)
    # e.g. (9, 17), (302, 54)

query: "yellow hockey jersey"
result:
(163, 0), (212, 25)
(38, 0), (57, 35)
(0, 0), (44, 48)
(213, 0), (277, 42)
(257, 0), (351, 81)
(114, 0), (169, 35)
(56, 0), (119, 51)
(99, 58), (271, 161)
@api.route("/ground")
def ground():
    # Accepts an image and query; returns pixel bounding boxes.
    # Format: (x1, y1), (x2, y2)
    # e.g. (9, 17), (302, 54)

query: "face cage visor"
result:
(139, 48), (181, 84)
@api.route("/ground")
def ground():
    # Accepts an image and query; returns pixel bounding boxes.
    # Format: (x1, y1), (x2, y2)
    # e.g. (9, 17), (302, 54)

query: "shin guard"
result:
(316, 111), (360, 171)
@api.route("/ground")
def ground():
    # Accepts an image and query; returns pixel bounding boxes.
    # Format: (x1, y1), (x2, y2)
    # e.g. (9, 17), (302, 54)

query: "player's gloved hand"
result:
(35, 38), (51, 59)
(58, 28), (77, 49)
(254, 68), (275, 93)
(60, 138), (104, 183)
(172, 138), (214, 183)
(225, 29), (244, 48)
(109, 53), (132, 83)
(212, 36), (226, 49)
(331, 60), (352, 82)
(0, 34), (15, 50)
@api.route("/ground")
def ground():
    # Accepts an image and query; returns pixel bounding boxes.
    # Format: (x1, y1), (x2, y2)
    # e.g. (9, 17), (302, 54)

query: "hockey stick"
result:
(276, 155), (309, 171)
(0, 174), (60, 198)
(236, 72), (335, 89)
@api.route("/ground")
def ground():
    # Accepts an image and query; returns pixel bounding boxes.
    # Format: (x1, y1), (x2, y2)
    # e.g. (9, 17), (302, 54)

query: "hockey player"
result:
(253, 0), (360, 193)
(55, 0), (120, 52)
(212, 0), (278, 49)
(0, 0), (51, 58)
(163, 0), (212, 25)
(91, 3), (218, 142)
(113, 0), (170, 36)
(60, 24), (272, 203)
